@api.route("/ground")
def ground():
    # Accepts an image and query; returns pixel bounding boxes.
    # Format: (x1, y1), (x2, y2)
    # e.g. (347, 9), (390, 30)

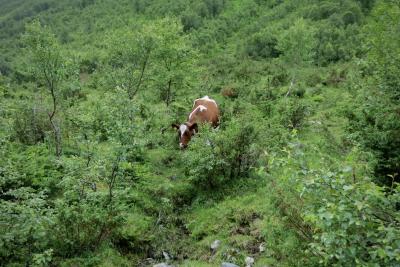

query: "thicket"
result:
(0, 0), (399, 266)
(346, 1), (400, 185)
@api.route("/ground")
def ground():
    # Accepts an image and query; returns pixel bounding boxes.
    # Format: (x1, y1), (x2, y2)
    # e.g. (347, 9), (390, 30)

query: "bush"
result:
(303, 171), (400, 266)
(346, 2), (400, 184)
(0, 186), (54, 266)
(357, 0), (375, 12)
(181, 12), (202, 32)
(79, 58), (98, 74)
(182, 119), (259, 190)
(346, 91), (400, 184)
(278, 98), (309, 130)
(221, 85), (239, 99)
(0, 58), (11, 76)
(306, 2), (341, 21)
(244, 31), (281, 59)
(264, 136), (400, 267)
(198, 0), (225, 18)
(314, 22), (361, 65)
(12, 105), (50, 145)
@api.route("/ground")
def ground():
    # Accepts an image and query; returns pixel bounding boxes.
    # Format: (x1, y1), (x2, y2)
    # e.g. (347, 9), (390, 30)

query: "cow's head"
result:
(172, 122), (198, 149)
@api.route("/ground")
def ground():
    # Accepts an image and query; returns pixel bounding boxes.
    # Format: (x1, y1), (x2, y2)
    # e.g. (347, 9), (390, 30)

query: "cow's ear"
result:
(189, 123), (198, 132)
(171, 123), (180, 129)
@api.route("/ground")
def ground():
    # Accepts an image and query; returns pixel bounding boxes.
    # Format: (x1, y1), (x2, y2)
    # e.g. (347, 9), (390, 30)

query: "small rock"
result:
(221, 263), (239, 267)
(245, 256), (255, 267)
(211, 240), (221, 250)
(259, 243), (266, 252)
(162, 251), (171, 261)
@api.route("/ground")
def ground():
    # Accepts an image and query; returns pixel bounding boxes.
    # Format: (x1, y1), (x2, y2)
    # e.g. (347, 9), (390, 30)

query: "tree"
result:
(347, 1), (400, 184)
(106, 25), (156, 100)
(23, 20), (69, 157)
(149, 18), (198, 106)
(277, 18), (316, 68)
(277, 18), (316, 96)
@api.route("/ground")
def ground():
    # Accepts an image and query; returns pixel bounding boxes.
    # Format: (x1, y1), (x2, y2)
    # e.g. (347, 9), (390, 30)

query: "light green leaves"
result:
(277, 18), (316, 67)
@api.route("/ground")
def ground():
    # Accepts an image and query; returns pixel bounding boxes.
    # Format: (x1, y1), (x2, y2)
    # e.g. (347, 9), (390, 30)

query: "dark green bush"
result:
(183, 119), (259, 190)
(306, 2), (341, 21)
(278, 98), (309, 130)
(303, 170), (400, 266)
(79, 58), (98, 74)
(181, 12), (202, 32)
(198, 0), (225, 18)
(0, 57), (11, 76)
(346, 2), (400, 184)
(245, 31), (281, 59)
(314, 22), (361, 65)
(306, 1), (362, 25)
(12, 105), (50, 145)
(357, 0), (375, 12)
(0, 184), (54, 266)
(265, 136), (400, 267)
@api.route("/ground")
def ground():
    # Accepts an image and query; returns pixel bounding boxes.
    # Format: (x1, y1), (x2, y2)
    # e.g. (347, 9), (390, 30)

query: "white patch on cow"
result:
(179, 124), (187, 138)
(189, 105), (207, 120)
(193, 95), (217, 108)
(201, 95), (217, 106)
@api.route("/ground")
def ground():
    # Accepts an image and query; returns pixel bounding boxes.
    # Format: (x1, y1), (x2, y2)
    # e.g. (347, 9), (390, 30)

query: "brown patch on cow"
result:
(190, 99), (219, 127)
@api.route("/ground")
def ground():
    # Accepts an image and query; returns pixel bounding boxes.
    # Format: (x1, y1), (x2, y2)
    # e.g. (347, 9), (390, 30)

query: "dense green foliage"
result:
(1, 0), (399, 266)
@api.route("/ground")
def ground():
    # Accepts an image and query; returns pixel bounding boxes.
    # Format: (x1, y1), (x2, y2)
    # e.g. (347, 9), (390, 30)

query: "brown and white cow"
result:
(172, 96), (219, 149)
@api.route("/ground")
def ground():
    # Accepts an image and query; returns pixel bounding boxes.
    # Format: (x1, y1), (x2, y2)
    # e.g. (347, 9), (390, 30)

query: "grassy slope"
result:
(0, 0), (371, 266)
(178, 85), (354, 266)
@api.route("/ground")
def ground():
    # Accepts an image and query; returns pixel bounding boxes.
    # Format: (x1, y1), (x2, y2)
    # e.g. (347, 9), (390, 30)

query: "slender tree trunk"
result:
(44, 66), (62, 158)
(130, 47), (151, 99)
(165, 79), (172, 107)
(94, 154), (121, 249)
(285, 79), (295, 98)
(48, 86), (62, 157)
(108, 153), (122, 206)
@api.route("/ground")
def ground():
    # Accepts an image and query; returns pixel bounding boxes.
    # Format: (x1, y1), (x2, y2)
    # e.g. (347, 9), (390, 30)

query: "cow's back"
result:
(189, 96), (219, 126)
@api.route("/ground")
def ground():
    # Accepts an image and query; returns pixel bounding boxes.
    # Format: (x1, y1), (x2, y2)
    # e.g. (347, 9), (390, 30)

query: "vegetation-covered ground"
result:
(0, 0), (399, 266)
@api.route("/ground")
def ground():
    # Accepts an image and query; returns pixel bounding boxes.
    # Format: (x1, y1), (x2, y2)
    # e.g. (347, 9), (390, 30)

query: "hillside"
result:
(0, 0), (399, 266)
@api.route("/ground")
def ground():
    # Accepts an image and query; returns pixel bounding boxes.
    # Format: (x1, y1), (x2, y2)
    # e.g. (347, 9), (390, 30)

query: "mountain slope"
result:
(1, 0), (399, 266)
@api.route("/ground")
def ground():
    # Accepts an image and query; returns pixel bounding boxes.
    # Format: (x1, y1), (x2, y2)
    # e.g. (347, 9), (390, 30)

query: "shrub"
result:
(181, 12), (202, 32)
(0, 186), (54, 266)
(306, 2), (341, 21)
(221, 85), (239, 99)
(198, 0), (225, 18)
(12, 105), (50, 145)
(357, 0), (375, 12)
(182, 119), (259, 190)
(264, 135), (400, 267)
(314, 22), (361, 65)
(303, 171), (400, 266)
(0, 58), (11, 76)
(244, 31), (281, 59)
(346, 2), (400, 184)
(278, 98), (309, 130)
(79, 58), (98, 74)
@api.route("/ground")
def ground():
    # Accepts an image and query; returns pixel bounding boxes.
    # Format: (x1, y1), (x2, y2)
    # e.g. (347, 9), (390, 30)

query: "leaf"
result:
(343, 185), (354, 191)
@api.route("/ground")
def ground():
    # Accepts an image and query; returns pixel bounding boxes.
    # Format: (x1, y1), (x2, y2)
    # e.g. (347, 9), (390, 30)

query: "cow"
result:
(172, 96), (219, 149)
